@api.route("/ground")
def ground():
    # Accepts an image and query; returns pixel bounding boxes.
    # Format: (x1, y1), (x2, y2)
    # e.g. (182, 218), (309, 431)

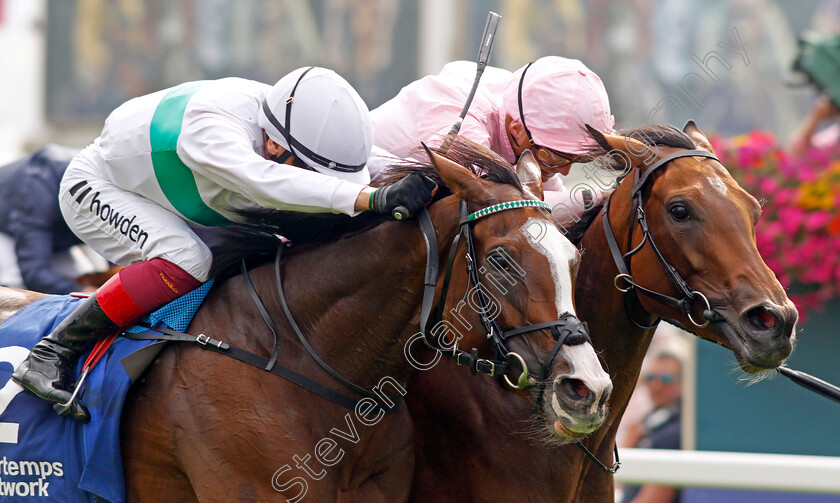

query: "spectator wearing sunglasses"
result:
(370, 56), (615, 228)
(621, 348), (685, 503)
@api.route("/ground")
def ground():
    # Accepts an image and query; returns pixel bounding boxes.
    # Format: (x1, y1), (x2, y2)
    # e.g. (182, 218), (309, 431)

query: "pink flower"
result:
(778, 207), (805, 234)
(759, 177), (780, 195)
(773, 187), (797, 206)
(804, 211), (831, 230)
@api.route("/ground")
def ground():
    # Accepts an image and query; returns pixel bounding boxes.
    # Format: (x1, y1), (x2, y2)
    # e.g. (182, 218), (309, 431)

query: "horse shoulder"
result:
(0, 287), (46, 324)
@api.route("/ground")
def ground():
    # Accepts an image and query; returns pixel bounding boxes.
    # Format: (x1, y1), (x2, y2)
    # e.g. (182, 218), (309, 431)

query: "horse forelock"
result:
(375, 136), (523, 195)
(569, 124), (707, 255)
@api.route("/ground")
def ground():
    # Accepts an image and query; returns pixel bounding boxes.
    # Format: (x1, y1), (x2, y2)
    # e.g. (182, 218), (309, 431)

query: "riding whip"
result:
(391, 11), (501, 221)
(777, 366), (840, 405)
(448, 11), (501, 135)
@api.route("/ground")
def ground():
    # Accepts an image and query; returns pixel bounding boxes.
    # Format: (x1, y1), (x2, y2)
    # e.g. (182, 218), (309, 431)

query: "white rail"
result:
(613, 448), (840, 494)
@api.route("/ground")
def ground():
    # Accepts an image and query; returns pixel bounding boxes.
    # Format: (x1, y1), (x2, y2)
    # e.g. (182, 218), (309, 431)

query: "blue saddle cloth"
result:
(0, 281), (213, 502)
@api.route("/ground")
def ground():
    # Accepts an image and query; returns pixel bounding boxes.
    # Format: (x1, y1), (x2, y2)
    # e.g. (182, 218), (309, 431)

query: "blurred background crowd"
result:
(0, 0), (837, 161)
(1, 5), (840, 500)
(3, 0), (839, 305)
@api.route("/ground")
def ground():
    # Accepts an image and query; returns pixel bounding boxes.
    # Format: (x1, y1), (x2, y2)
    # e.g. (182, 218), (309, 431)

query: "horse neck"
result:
(239, 199), (464, 390)
(577, 183), (657, 406)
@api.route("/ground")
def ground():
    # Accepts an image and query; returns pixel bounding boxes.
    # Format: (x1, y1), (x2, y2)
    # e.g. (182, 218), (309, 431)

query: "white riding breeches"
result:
(59, 145), (214, 282)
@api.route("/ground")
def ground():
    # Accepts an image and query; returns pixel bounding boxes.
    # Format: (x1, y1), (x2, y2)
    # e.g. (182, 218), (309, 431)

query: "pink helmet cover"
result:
(503, 56), (615, 155)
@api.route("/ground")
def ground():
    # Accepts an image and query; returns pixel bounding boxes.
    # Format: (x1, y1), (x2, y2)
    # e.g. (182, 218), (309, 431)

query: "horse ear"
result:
(515, 150), (544, 201)
(585, 124), (657, 168)
(682, 120), (716, 154)
(421, 143), (486, 200)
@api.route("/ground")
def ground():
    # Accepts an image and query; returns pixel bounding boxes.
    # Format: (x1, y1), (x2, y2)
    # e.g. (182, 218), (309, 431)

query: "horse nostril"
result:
(560, 378), (590, 400)
(748, 306), (776, 330)
(742, 304), (796, 340)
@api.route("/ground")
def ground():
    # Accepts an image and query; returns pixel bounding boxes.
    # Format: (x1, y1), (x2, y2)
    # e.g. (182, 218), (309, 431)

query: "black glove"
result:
(371, 173), (437, 218)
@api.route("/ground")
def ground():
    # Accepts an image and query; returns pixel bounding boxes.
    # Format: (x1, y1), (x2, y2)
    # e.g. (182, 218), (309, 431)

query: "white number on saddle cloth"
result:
(0, 346), (29, 444)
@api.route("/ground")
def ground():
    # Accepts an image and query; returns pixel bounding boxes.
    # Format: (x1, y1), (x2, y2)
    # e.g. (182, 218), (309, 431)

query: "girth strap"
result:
(126, 324), (400, 413)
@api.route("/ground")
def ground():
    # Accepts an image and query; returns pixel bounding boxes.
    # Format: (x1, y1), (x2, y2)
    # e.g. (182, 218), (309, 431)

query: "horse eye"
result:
(670, 204), (690, 221)
(488, 253), (511, 271)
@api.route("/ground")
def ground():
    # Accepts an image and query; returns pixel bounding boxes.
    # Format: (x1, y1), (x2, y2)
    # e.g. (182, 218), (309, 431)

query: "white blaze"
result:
(521, 217), (611, 400)
(521, 218), (577, 315)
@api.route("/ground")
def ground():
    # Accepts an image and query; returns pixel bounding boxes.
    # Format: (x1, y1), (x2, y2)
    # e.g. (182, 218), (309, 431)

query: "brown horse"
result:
(0, 138), (612, 502)
(406, 123), (798, 503)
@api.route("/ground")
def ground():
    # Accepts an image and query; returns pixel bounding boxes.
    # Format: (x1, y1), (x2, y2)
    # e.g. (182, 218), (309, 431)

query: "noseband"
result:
(418, 200), (617, 474)
(603, 149), (723, 329)
(416, 200), (592, 394)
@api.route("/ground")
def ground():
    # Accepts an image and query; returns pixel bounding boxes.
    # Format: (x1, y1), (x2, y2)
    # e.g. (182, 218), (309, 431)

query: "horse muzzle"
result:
(542, 331), (613, 437)
(713, 300), (798, 372)
(738, 301), (797, 366)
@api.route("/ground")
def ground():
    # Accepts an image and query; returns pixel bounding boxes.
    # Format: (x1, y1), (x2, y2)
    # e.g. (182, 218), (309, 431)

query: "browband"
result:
(630, 150), (718, 197)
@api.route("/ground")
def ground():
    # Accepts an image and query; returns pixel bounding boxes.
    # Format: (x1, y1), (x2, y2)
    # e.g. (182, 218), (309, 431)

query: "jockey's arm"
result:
(181, 112), (369, 216)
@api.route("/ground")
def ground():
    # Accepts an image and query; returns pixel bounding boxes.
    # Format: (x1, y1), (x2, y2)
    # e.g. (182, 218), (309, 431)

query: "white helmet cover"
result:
(259, 67), (372, 184)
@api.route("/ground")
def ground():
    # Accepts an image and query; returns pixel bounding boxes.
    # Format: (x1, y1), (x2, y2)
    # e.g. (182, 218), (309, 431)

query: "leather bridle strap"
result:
(603, 195), (685, 313)
(577, 442), (621, 474)
(630, 150), (717, 198)
(419, 202), (592, 386)
(603, 149), (720, 327)
(273, 245), (402, 406)
(417, 208), (441, 342)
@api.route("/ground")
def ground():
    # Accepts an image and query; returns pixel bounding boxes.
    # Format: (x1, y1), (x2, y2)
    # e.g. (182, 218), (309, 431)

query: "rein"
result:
(418, 200), (592, 398)
(603, 149), (723, 329)
(419, 200), (618, 474)
(603, 148), (840, 410)
(233, 198), (584, 414)
(126, 254), (404, 415)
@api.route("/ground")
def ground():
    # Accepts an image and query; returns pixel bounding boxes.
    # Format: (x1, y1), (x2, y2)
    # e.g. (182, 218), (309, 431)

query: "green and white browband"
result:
(467, 200), (551, 222)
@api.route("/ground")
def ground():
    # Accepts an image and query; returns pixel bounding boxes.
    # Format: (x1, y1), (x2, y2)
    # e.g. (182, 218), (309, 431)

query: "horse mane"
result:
(563, 200), (604, 246)
(586, 124), (697, 170)
(374, 136), (522, 191)
(209, 135), (522, 279)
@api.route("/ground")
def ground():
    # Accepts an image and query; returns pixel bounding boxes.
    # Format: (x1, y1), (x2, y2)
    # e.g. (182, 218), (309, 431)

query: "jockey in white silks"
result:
(13, 67), (436, 423)
(370, 56), (615, 228)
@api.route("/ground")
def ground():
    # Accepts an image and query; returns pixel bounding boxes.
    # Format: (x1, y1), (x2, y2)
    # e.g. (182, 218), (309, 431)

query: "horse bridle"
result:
(603, 149), (724, 329)
(242, 197), (614, 472)
(416, 200), (618, 474)
(415, 200), (591, 405)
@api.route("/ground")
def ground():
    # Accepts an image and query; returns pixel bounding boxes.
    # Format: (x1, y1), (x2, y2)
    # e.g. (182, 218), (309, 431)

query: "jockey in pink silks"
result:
(370, 56), (616, 227)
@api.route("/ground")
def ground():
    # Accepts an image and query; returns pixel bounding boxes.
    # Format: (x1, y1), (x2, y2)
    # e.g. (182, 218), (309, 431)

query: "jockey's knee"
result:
(118, 258), (203, 313)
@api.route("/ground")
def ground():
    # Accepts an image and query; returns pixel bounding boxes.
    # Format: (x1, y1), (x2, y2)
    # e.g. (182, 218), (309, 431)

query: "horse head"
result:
(587, 123), (797, 373)
(418, 138), (612, 440)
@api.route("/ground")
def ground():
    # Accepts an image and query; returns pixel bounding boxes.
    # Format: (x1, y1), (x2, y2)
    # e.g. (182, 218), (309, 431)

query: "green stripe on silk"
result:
(150, 82), (232, 227)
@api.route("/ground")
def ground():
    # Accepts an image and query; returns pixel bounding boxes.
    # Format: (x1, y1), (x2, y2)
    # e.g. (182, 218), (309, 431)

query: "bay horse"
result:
(0, 138), (612, 502)
(406, 123), (798, 503)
